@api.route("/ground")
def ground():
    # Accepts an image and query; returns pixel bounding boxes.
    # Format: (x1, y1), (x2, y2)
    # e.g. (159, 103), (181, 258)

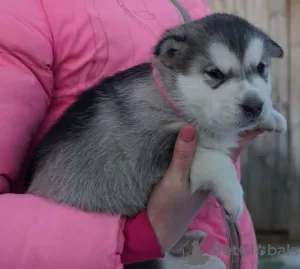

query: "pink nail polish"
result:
(180, 126), (196, 142)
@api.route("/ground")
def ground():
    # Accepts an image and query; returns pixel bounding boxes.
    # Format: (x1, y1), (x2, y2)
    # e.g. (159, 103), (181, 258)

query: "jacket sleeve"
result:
(0, 194), (125, 269)
(0, 2), (124, 269)
(122, 210), (164, 264)
(0, 0), (53, 192)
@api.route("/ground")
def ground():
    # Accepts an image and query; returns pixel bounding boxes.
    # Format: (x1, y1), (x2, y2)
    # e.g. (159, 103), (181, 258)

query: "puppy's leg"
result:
(190, 147), (244, 222)
(260, 108), (287, 132)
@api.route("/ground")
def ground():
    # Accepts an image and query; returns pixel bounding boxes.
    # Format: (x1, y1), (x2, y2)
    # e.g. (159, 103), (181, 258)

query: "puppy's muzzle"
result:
(241, 94), (264, 118)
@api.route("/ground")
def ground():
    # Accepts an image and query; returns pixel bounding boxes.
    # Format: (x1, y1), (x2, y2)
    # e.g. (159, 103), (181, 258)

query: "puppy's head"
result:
(153, 13), (283, 133)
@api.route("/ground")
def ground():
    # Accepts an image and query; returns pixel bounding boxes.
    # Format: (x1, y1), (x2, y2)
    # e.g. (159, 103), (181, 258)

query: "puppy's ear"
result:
(154, 34), (189, 69)
(268, 39), (284, 58)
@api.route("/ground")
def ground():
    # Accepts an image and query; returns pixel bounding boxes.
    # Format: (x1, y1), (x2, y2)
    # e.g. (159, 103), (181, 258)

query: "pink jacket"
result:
(0, 0), (258, 268)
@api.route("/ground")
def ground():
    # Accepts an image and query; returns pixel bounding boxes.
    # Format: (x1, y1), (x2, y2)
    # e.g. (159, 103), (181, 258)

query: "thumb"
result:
(169, 126), (198, 174)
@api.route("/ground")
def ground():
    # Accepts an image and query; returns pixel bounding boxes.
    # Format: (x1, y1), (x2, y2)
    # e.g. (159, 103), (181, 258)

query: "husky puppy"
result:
(26, 13), (286, 268)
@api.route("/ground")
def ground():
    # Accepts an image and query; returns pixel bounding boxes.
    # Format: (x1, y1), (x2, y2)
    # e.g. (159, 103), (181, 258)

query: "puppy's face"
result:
(154, 14), (284, 133)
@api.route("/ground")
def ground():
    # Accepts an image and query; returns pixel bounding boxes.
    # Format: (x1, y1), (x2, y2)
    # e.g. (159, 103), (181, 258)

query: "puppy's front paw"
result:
(190, 148), (244, 222)
(273, 110), (287, 133)
(216, 180), (244, 222)
(260, 109), (287, 133)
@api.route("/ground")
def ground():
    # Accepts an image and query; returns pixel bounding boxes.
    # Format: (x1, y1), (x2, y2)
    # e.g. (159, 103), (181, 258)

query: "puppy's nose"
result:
(241, 98), (263, 118)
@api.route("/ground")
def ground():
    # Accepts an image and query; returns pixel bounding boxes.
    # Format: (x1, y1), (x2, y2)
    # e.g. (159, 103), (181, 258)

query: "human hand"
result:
(231, 129), (264, 163)
(147, 127), (263, 253)
(146, 126), (210, 253)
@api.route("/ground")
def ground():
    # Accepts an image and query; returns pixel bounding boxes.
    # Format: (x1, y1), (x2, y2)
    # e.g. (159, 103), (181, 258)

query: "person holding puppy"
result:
(0, 0), (260, 268)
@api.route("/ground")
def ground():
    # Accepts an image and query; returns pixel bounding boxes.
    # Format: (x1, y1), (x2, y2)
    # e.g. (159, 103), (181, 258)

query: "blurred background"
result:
(206, 0), (300, 268)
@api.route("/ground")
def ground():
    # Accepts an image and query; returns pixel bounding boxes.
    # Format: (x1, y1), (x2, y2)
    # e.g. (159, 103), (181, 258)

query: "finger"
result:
(233, 130), (263, 161)
(239, 129), (263, 140)
(169, 126), (197, 174)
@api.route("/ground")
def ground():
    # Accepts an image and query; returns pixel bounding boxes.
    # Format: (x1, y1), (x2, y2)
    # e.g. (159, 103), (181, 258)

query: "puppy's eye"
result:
(205, 69), (224, 80)
(257, 62), (266, 75)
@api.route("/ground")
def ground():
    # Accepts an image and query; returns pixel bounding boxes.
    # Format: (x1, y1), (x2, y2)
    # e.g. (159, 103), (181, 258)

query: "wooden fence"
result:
(207, 0), (300, 240)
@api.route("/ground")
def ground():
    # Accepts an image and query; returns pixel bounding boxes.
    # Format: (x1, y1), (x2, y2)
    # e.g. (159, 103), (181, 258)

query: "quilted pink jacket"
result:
(0, 0), (258, 268)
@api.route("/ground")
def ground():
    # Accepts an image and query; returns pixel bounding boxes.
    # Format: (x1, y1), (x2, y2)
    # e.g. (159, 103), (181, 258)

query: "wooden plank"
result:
(266, 0), (290, 231)
(288, 0), (300, 241)
(206, 0), (226, 13)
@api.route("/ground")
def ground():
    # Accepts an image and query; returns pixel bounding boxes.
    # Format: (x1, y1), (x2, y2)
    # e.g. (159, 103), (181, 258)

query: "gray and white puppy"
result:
(26, 13), (286, 268)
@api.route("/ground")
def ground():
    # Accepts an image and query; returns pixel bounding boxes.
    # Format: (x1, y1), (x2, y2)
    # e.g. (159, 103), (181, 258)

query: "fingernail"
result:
(180, 126), (196, 142)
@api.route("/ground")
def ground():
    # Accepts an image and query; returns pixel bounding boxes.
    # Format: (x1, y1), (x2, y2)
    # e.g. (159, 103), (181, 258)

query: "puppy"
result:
(26, 13), (287, 269)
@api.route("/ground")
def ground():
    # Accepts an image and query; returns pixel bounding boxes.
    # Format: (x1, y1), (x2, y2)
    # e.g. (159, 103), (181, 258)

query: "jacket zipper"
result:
(223, 208), (242, 269)
(168, 0), (191, 23)
(168, 1), (242, 268)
